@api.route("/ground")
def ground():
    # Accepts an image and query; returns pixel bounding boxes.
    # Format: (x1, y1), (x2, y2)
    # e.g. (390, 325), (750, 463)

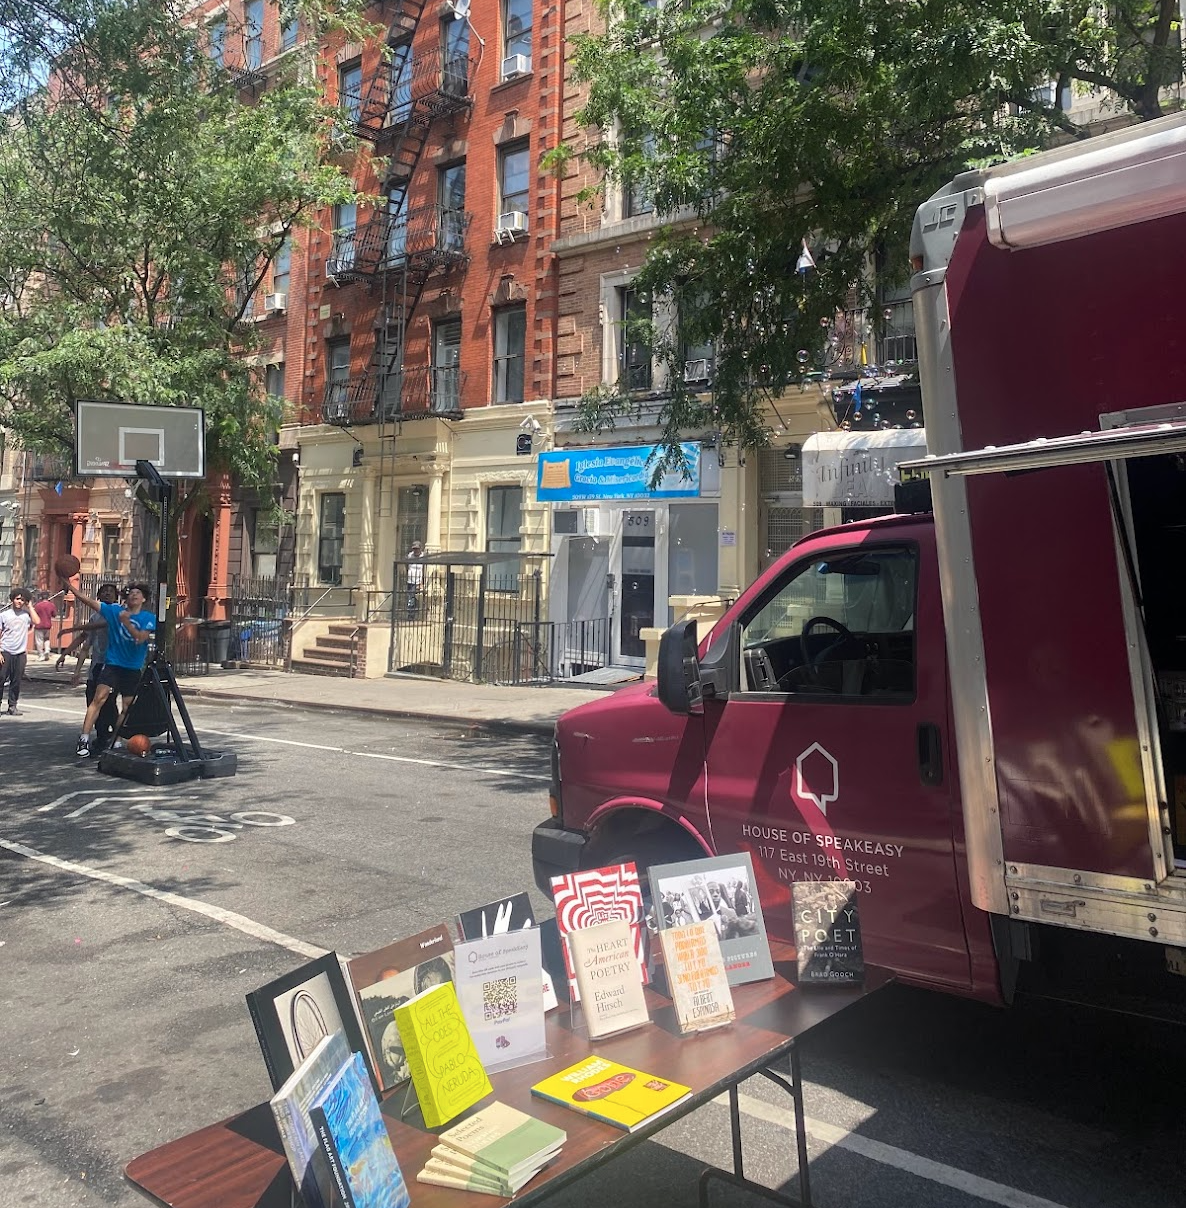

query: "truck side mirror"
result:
(656, 618), (703, 716)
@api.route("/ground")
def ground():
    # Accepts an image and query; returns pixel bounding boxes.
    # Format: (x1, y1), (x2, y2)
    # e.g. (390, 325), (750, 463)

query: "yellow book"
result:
(394, 982), (493, 1128)
(530, 1055), (691, 1133)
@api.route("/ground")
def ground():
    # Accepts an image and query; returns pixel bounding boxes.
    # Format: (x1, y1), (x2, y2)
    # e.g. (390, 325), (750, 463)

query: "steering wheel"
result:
(802, 616), (857, 665)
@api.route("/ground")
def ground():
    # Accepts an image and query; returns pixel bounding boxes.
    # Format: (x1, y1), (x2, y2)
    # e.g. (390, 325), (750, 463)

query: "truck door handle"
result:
(917, 722), (943, 786)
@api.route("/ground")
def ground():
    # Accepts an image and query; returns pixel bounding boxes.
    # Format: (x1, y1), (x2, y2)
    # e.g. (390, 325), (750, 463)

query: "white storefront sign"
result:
(801, 429), (928, 508)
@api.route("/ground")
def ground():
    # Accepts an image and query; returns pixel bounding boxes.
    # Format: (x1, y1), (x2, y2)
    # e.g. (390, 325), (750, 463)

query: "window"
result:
(433, 319), (462, 412)
(280, 3), (299, 50)
(272, 238), (291, 296)
(737, 545), (917, 698)
(442, 13), (469, 95)
(486, 485), (523, 591)
(499, 142), (529, 218)
(438, 163), (466, 252)
(397, 485), (428, 556)
(245, 0), (263, 68)
(390, 44), (413, 123)
(624, 132), (656, 218)
(318, 493), (345, 585)
(619, 284), (652, 391)
(339, 61), (362, 124)
(265, 362), (285, 401)
(331, 201), (356, 270)
(493, 305), (526, 403)
(503, 0), (531, 63)
(101, 525), (121, 574)
(207, 16), (226, 65)
(327, 339), (351, 408)
(23, 524), (39, 586)
(251, 508), (279, 578)
(386, 186), (408, 263)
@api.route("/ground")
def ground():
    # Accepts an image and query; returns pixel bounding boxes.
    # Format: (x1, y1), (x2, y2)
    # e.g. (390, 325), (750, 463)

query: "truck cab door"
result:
(701, 531), (973, 990)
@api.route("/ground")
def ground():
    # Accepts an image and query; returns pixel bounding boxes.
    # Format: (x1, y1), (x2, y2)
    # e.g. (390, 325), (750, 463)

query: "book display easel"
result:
(125, 873), (883, 1208)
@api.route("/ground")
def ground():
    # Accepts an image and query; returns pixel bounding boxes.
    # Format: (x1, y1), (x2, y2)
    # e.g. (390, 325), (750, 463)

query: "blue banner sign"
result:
(537, 443), (701, 502)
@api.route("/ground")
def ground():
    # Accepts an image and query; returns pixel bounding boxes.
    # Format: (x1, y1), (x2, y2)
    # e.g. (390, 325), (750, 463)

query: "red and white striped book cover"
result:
(550, 862), (648, 1002)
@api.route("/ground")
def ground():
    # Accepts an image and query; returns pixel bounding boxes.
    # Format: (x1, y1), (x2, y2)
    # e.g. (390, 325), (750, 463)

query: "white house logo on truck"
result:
(794, 742), (839, 815)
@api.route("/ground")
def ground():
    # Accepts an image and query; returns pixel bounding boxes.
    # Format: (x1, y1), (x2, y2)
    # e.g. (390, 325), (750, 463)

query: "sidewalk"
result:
(25, 660), (629, 735)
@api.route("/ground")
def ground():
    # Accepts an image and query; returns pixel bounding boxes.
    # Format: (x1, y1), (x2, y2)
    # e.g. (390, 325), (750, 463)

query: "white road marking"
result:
(40, 788), (169, 814)
(0, 837), (324, 959)
(723, 1090), (1074, 1208)
(19, 702), (549, 780)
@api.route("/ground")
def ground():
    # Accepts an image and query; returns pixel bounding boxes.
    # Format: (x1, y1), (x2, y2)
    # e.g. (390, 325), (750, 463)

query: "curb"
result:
(174, 684), (559, 737)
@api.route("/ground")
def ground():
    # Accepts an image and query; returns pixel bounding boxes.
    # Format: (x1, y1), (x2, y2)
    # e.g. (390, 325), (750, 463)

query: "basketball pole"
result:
(135, 458), (171, 654)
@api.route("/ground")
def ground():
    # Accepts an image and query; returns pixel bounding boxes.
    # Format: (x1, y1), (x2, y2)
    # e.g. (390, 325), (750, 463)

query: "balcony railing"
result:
(325, 204), (470, 283)
(321, 376), (379, 425)
(354, 48), (477, 142)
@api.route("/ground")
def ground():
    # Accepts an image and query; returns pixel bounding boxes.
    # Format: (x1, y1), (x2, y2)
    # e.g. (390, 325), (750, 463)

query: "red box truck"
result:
(532, 114), (1186, 1013)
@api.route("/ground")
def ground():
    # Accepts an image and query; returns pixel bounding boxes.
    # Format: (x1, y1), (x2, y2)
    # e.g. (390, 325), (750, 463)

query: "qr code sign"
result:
(482, 976), (518, 1022)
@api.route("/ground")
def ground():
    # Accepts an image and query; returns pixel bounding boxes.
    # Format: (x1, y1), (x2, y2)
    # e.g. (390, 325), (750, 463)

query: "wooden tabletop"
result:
(125, 954), (889, 1208)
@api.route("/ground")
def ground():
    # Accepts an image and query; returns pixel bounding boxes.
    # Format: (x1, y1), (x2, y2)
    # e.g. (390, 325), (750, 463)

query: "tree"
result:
(0, 0), (368, 607)
(562, 0), (1185, 463)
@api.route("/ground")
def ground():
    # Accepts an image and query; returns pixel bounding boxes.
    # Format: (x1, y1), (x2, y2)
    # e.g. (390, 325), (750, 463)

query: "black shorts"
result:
(99, 664), (142, 696)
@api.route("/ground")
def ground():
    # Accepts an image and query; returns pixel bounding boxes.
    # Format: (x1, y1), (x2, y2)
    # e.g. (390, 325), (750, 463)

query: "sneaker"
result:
(6, 707), (20, 716)
(75, 737), (92, 758)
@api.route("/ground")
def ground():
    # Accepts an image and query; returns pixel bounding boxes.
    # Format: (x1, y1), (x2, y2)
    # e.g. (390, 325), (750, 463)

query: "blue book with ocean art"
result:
(309, 1050), (410, 1208)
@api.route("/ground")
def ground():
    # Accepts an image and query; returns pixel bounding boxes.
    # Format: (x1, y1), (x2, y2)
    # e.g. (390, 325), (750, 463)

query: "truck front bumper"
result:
(532, 818), (586, 895)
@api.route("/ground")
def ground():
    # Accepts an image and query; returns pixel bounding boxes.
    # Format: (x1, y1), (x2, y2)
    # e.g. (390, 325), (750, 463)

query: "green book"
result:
(437, 1100), (566, 1179)
(416, 1161), (512, 1196)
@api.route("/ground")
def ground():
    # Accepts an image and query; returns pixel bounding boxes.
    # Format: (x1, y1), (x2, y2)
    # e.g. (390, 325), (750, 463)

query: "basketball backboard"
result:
(74, 400), (206, 479)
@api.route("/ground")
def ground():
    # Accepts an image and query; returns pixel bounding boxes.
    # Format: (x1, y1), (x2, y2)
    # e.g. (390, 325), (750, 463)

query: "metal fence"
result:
(227, 575), (290, 669)
(69, 574), (210, 676)
(386, 557), (612, 685)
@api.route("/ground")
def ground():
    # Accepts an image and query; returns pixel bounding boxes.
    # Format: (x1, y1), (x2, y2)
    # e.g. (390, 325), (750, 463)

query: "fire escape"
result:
(320, 0), (475, 453)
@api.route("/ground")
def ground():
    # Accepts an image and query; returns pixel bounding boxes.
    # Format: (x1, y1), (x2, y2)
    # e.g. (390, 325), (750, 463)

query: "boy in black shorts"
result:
(60, 577), (157, 759)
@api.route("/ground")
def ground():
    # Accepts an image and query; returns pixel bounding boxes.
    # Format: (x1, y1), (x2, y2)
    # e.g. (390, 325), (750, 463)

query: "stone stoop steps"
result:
(290, 623), (365, 678)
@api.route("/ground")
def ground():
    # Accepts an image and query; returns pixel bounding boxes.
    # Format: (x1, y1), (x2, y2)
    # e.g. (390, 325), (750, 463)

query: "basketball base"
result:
(98, 747), (238, 784)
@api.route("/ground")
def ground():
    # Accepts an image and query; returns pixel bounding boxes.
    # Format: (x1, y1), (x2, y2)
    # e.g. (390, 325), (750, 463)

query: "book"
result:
(657, 920), (735, 1033)
(246, 952), (373, 1093)
(531, 1055), (692, 1133)
(792, 879), (865, 984)
(346, 924), (455, 1092)
(569, 918), (650, 1039)
(417, 1163), (507, 1196)
(394, 980), (493, 1128)
(421, 1142), (559, 1196)
(428, 1142), (562, 1190)
(453, 928), (547, 1071)
(308, 1050), (410, 1208)
(457, 892), (559, 1011)
(648, 851), (775, 986)
(550, 862), (648, 1002)
(269, 1031), (351, 1208)
(437, 1100), (566, 1180)
(457, 892), (536, 940)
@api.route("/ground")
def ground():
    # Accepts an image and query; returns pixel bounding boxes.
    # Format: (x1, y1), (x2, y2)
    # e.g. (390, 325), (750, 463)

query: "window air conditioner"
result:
(501, 53), (531, 80)
(325, 259), (340, 280)
(496, 210), (529, 236)
(263, 292), (287, 313)
(683, 357), (712, 383)
(325, 399), (350, 424)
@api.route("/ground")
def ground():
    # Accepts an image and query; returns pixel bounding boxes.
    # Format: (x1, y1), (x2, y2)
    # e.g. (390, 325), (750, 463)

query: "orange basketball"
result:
(127, 734), (152, 757)
(54, 553), (81, 580)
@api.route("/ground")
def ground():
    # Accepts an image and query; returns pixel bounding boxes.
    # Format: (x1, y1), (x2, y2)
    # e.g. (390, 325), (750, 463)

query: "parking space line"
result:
(0, 837), (324, 959)
(722, 1089), (1073, 1208)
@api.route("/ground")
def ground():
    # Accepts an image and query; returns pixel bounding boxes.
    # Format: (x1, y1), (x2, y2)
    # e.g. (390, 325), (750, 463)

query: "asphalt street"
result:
(1, 678), (1183, 1208)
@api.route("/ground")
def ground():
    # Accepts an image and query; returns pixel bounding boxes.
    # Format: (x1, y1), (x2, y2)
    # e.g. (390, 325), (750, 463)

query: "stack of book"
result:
(417, 1101), (566, 1196)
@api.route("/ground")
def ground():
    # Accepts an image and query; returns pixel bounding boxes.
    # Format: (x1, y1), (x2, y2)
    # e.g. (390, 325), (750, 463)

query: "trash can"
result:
(199, 621), (233, 666)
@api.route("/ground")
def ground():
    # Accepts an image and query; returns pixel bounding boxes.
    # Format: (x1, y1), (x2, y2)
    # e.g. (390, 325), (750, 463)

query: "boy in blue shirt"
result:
(61, 577), (157, 758)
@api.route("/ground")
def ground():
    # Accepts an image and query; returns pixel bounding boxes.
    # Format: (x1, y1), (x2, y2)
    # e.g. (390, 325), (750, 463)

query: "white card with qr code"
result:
(453, 927), (547, 1072)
